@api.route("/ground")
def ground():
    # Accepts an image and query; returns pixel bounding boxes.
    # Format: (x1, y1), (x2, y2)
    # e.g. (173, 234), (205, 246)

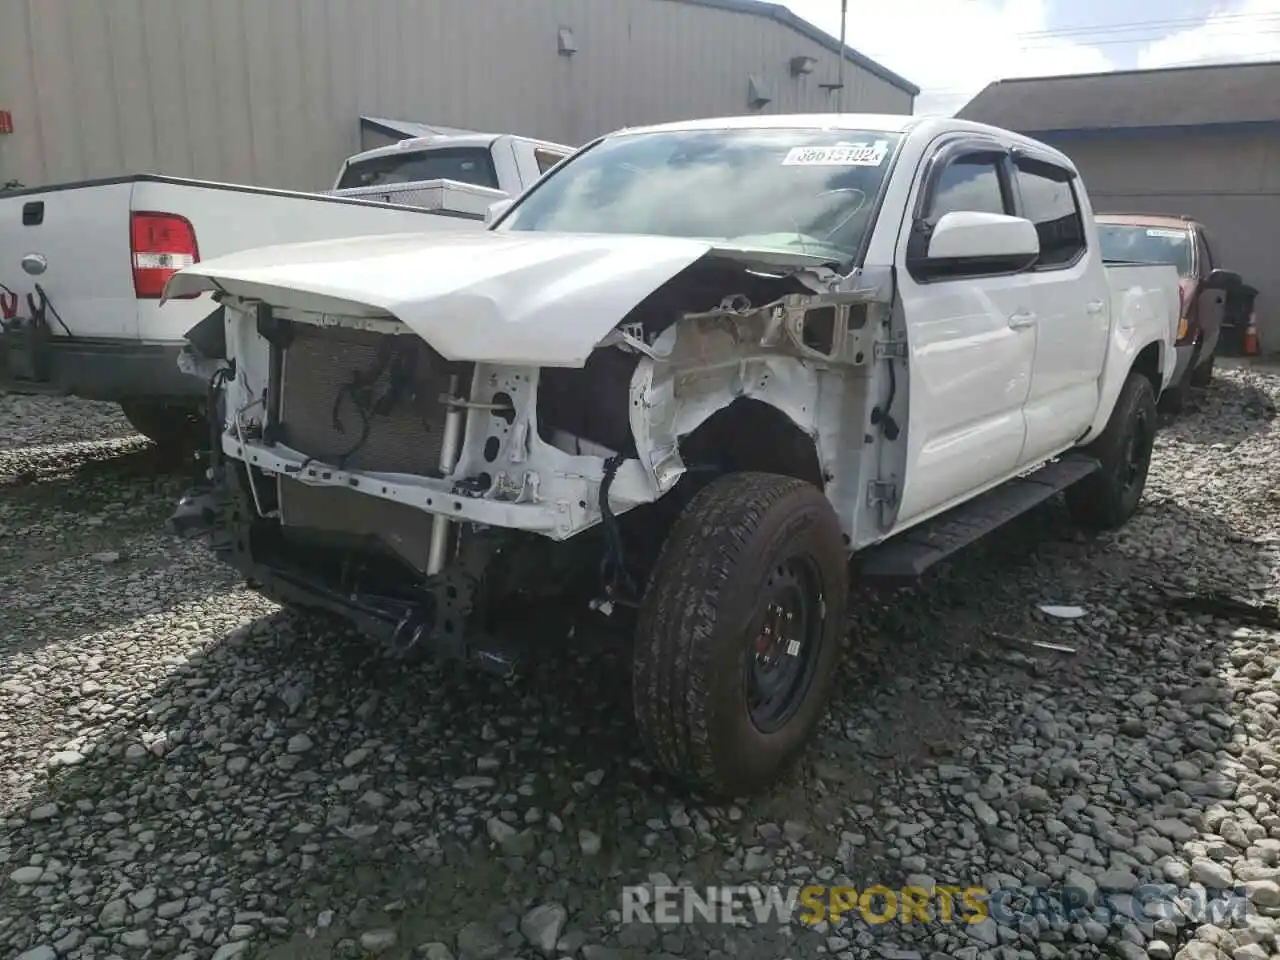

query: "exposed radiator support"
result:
(426, 374), (465, 576)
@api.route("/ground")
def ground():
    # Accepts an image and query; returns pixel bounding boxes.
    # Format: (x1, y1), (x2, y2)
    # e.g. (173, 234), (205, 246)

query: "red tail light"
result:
(131, 212), (199, 299)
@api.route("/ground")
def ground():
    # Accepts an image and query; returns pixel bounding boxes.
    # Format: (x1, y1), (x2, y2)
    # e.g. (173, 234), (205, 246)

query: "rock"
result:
(579, 829), (602, 856)
(520, 903), (568, 955)
(211, 943), (250, 960)
(1096, 868), (1140, 892)
(1014, 785), (1051, 812)
(967, 920), (999, 947)
(343, 747), (371, 768)
(1173, 944), (1222, 960)
(1190, 857), (1234, 890)
(99, 898), (128, 928)
(452, 776), (496, 790)
(27, 802), (59, 821)
(120, 929), (150, 948)
(286, 733), (314, 754)
(456, 921), (505, 960)
(1242, 879), (1280, 907)
(486, 817), (535, 856)
(1153, 819), (1197, 843)
(361, 930), (398, 953)
(15, 947), (57, 960)
(129, 886), (157, 909)
(9, 866), (44, 885)
(418, 943), (455, 960)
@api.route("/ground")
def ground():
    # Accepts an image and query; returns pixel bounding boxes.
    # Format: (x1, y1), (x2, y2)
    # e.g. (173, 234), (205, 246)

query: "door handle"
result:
(1086, 299), (1105, 314)
(1008, 310), (1037, 329)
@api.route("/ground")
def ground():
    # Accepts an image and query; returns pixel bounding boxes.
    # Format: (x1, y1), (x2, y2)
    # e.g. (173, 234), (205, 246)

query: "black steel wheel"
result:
(1066, 372), (1158, 530)
(632, 472), (848, 798)
(744, 557), (825, 734)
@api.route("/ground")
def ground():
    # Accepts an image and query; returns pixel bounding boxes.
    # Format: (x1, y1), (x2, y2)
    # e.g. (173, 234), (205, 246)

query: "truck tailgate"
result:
(0, 182), (141, 339)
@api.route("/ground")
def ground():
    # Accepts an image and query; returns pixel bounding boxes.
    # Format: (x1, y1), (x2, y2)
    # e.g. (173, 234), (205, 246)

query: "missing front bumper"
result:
(168, 478), (520, 676)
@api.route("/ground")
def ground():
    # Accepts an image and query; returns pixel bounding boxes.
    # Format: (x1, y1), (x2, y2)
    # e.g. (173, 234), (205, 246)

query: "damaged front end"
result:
(167, 236), (893, 673)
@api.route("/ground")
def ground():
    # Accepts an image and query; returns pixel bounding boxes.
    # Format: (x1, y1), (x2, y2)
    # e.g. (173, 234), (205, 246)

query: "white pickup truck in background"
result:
(0, 132), (571, 448)
(168, 114), (1181, 798)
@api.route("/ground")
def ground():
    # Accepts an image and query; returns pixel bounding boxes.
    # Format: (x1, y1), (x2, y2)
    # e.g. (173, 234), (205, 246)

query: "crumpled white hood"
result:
(164, 229), (833, 367)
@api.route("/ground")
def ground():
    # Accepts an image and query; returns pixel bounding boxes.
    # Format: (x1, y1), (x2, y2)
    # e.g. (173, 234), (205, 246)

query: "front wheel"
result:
(1066, 372), (1157, 530)
(119, 399), (207, 453)
(632, 472), (848, 798)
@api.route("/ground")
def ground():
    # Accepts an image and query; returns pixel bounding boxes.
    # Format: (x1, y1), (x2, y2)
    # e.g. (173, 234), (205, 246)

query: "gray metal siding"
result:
(0, 0), (914, 192)
(1056, 133), (1280, 352)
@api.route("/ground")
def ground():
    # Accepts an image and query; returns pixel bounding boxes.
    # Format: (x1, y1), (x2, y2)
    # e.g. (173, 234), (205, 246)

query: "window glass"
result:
(1097, 224), (1192, 277)
(1196, 229), (1214, 274)
(928, 156), (1006, 219)
(1016, 162), (1086, 268)
(534, 149), (567, 175)
(501, 128), (903, 270)
(337, 147), (499, 190)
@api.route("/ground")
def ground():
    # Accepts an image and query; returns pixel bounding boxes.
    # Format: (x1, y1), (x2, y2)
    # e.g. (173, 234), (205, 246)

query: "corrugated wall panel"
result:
(1062, 134), (1280, 352)
(0, 0), (914, 191)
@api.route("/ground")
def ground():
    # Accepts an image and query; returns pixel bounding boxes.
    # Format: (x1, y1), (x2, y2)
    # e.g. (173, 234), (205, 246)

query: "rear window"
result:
(337, 146), (499, 190)
(1097, 223), (1192, 277)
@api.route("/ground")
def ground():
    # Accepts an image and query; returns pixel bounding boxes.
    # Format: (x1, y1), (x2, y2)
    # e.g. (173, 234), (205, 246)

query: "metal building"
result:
(0, 0), (917, 193)
(959, 61), (1280, 353)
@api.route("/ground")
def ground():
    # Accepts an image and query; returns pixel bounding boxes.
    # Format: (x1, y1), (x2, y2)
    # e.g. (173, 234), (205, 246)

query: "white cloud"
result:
(782, 0), (1113, 115)
(1137, 0), (1280, 68)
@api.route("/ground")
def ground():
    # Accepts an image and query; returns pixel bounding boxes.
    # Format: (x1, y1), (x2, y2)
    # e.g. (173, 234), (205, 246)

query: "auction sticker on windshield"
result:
(1145, 228), (1187, 239)
(782, 140), (889, 167)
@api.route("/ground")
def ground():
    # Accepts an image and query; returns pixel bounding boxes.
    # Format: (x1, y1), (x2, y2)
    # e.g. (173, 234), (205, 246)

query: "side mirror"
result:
(926, 211), (1040, 263)
(1203, 267), (1242, 290)
(485, 198), (515, 226)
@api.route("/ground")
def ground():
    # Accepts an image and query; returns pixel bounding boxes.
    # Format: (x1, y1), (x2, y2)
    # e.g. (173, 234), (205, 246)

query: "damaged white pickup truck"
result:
(167, 114), (1181, 797)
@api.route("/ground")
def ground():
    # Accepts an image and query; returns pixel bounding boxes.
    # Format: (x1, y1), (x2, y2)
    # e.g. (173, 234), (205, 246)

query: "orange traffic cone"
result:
(1242, 311), (1260, 356)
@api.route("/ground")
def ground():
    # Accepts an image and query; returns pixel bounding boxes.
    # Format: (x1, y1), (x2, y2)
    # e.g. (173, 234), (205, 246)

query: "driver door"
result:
(893, 139), (1037, 527)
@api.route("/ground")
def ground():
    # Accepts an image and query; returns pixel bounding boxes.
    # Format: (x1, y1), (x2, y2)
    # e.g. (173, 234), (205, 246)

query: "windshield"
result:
(498, 128), (903, 267)
(1097, 223), (1192, 277)
(337, 146), (499, 190)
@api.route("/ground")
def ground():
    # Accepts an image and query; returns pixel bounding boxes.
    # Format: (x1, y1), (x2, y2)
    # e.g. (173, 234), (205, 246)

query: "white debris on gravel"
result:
(1, 373), (1278, 960)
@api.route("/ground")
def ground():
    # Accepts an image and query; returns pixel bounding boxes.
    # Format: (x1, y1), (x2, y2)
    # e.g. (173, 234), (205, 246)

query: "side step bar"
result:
(857, 454), (1101, 584)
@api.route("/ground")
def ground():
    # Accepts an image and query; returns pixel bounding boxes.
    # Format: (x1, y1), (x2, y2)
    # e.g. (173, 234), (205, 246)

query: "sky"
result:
(781, 0), (1280, 114)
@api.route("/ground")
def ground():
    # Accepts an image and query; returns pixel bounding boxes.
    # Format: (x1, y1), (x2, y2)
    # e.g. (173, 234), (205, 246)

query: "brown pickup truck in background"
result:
(1096, 213), (1241, 411)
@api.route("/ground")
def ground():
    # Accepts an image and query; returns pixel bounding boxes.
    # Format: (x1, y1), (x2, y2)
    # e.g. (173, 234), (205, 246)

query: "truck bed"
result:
(1, 174), (485, 401)
(329, 177), (509, 217)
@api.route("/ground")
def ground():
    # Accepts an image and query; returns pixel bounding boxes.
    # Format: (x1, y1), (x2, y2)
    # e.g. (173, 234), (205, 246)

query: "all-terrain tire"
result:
(119, 400), (207, 452)
(1065, 372), (1158, 530)
(1189, 345), (1216, 388)
(632, 472), (848, 798)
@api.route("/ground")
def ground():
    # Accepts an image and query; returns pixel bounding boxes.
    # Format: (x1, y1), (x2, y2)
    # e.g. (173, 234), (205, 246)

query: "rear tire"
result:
(119, 400), (206, 452)
(1066, 372), (1157, 530)
(632, 472), (848, 798)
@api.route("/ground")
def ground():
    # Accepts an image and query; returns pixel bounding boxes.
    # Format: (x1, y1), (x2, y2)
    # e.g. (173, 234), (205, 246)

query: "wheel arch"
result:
(676, 397), (825, 489)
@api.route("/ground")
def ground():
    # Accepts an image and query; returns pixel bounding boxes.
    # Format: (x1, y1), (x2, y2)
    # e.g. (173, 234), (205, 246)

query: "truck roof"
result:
(1095, 212), (1200, 230)
(605, 114), (1079, 173)
(344, 133), (572, 166)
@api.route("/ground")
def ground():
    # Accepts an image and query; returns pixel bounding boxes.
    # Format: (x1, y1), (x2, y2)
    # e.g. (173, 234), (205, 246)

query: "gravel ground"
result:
(1, 372), (1278, 960)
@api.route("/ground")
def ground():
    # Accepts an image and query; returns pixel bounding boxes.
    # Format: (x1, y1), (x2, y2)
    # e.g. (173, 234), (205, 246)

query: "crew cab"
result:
(0, 133), (570, 448)
(1096, 212), (1240, 410)
(168, 115), (1180, 798)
